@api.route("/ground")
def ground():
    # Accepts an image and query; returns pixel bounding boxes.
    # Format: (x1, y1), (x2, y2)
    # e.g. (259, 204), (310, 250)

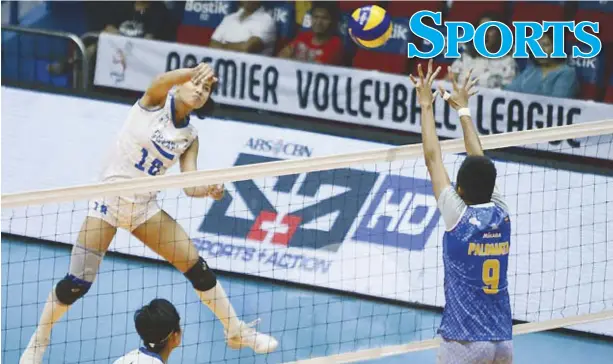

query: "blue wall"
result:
(2, 236), (613, 364)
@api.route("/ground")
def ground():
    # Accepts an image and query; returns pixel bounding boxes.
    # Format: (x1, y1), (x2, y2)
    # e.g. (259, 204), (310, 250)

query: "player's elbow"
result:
(151, 74), (167, 87)
(423, 147), (441, 164)
(183, 187), (196, 197)
(424, 156), (436, 171)
(146, 76), (171, 99)
(424, 152), (445, 175)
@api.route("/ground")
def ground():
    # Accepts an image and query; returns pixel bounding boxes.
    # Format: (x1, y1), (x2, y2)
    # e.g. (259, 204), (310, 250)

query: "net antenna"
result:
(3, 119), (612, 207)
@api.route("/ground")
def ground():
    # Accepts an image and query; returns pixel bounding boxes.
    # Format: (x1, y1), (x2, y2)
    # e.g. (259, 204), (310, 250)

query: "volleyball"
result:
(348, 5), (393, 48)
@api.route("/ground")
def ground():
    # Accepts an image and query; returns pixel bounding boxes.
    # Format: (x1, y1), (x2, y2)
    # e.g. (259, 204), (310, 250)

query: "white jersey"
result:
(113, 348), (164, 364)
(88, 93), (197, 230)
(99, 93), (198, 191)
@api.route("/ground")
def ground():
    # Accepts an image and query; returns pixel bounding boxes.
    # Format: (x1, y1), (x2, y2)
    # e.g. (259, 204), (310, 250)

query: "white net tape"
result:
(3, 120), (612, 207)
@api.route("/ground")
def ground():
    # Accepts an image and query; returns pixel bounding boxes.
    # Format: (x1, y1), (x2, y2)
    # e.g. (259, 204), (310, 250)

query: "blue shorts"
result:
(437, 339), (513, 364)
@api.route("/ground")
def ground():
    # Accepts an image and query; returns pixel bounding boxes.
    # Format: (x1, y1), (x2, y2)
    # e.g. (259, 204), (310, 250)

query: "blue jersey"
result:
(437, 187), (512, 341)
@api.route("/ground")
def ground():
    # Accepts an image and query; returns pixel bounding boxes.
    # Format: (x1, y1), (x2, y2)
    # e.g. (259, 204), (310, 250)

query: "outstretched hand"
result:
(206, 184), (225, 200)
(409, 59), (441, 106)
(437, 67), (478, 110)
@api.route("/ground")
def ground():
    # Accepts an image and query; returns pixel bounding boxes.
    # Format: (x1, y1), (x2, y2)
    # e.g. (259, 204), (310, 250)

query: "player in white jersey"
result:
(114, 299), (182, 364)
(20, 63), (278, 364)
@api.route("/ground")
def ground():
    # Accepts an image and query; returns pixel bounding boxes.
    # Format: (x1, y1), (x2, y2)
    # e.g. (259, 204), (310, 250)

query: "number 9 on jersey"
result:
(482, 259), (500, 294)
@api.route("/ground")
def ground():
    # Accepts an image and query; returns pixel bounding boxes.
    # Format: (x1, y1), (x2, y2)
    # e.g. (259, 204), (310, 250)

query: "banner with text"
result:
(95, 34), (613, 160)
(2, 87), (612, 336)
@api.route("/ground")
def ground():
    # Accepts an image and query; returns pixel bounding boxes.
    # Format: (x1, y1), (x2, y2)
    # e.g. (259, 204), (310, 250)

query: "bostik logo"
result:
(407, 10), (602, 59)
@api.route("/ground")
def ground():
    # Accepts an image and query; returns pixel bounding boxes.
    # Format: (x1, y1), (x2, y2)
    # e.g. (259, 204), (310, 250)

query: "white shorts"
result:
(87, 195), (161, 231)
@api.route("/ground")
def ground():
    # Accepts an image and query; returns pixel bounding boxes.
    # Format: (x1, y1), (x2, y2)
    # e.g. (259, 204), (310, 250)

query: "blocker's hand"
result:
(437, 67), (479, 110)
(409, 59), (441, 106)
(206, 184), (225, 200)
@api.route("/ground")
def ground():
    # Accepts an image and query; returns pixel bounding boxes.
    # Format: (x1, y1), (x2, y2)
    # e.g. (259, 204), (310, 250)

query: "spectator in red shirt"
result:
(278, 2), (343, 65)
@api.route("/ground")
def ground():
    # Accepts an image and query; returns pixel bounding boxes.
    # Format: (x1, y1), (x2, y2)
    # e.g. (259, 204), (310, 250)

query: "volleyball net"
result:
(2, 120), (613, 363)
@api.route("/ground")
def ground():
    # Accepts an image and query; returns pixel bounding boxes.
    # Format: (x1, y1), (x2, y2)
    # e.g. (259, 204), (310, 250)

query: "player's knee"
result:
(184, 257), (217, 291)
(55, 274), (93, 305)
(69, 243), (104, 282)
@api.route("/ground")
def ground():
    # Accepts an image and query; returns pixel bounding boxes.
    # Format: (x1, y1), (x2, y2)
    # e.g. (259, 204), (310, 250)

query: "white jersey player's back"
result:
(100, 93), (198, 184)
(113, 348), (164, 364)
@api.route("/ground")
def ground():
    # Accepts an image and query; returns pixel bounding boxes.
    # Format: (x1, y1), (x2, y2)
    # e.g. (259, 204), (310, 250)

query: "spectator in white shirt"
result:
(209, 1), (277, 55)
(450, 12), (516, 89)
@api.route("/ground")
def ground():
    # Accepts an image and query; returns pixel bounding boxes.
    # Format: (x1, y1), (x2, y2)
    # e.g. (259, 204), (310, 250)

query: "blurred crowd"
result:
(41, 1), (613, 104)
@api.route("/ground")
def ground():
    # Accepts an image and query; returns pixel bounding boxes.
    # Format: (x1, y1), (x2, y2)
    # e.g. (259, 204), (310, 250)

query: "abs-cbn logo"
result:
(199, 153), (440, 252)
(245, 138), (313, 158)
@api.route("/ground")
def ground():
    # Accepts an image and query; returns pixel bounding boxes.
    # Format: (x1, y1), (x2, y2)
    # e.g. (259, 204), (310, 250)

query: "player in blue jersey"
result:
(409, 60), (513, 363)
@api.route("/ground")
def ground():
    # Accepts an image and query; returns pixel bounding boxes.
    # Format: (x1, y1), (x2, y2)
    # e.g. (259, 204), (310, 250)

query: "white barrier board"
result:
(93, 33), (613, 160)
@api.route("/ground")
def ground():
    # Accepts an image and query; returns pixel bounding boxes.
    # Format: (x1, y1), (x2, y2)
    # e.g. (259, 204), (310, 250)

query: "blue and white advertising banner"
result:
(2, 87), (612, 336)
(94, 34), (613, 161)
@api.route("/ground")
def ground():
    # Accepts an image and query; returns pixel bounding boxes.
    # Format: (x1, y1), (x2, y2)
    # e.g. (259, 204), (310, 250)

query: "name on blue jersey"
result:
(468, 241), (509, 257)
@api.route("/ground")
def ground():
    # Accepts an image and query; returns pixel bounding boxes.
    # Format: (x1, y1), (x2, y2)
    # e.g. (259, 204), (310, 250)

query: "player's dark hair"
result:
(134, 298), (181, 354)
(456, 156), (497, 205)
(194, 97), (216, 119)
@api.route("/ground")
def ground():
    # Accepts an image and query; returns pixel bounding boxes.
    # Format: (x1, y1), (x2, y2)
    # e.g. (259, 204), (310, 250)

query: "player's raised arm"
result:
(437, 68), (481, 156)
(141, 63), (212, 108)
(179, 137), (224, 200)
(438, 70), (508, 211)
(409, 59), (450, 200)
